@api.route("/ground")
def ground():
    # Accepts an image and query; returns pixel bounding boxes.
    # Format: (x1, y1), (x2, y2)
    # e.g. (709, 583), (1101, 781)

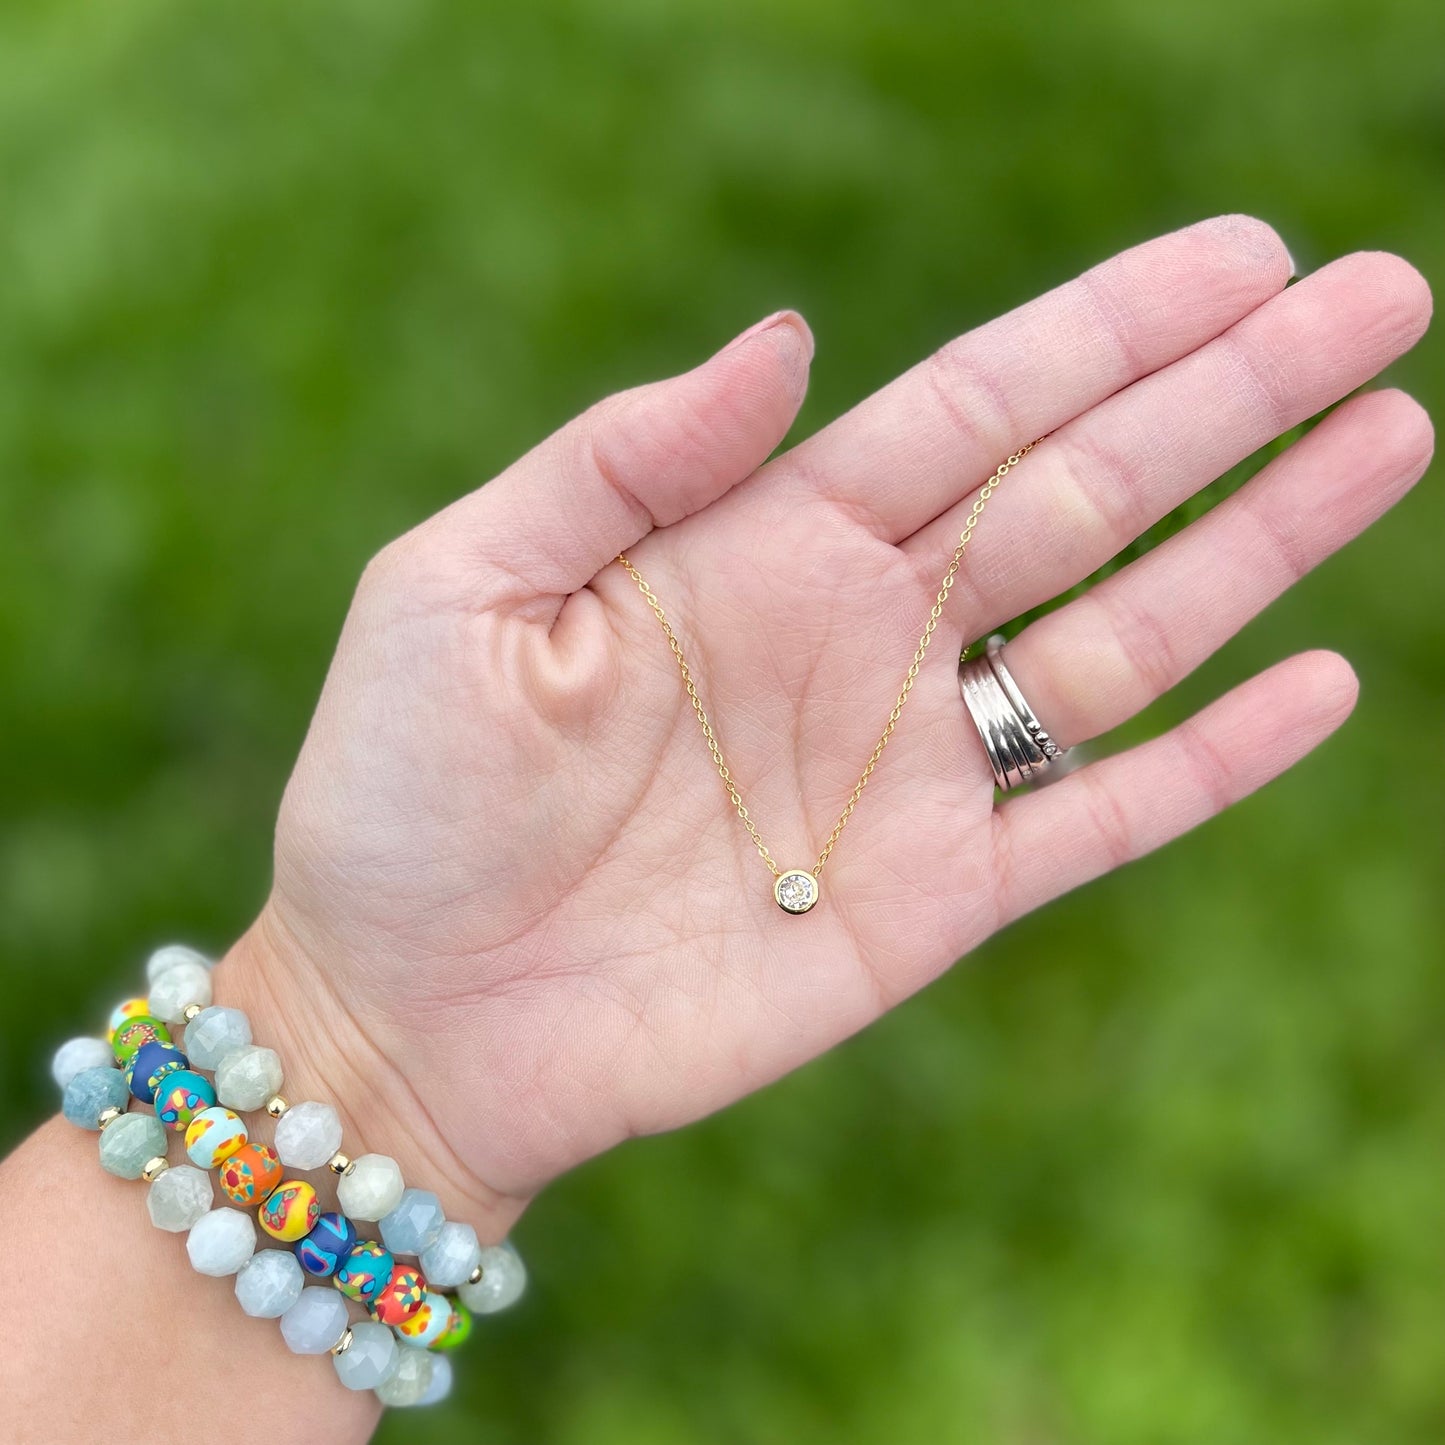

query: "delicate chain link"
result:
(617, 441), (1039, 882)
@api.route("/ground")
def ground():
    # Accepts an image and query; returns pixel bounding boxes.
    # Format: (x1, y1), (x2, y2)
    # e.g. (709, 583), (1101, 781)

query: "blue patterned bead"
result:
(334, 1240), (393, 1305)
(294, 1211), (358, 1278)
(153, 1068), (217, 1131)
(128, 1042), (190, 1104)
(62, 1066), (131, 1128)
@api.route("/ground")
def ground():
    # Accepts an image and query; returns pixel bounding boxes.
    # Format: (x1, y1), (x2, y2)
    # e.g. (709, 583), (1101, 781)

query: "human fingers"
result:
(781, 214), (1291, 541)
(900, 252), (1431, 628)
(989, 651), (1360, 921)
(994, 387), (1433, 749)
(418, 311), (813, 619)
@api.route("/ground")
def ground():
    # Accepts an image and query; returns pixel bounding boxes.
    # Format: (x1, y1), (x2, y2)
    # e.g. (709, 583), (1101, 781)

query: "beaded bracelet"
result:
(51, 943), (526, 1409)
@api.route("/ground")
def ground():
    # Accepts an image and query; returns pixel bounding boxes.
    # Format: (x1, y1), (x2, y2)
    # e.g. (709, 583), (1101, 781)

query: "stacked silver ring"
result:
(958, 635), (1067, 791)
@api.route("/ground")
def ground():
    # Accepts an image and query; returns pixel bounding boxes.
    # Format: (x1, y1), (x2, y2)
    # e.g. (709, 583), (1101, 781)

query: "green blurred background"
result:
(2, 1), (1440, 1441)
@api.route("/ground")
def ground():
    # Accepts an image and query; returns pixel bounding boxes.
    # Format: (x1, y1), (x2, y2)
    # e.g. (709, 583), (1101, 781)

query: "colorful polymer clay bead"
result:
(433, 1298), (472, 1352)
(107, 997), (151, 1034)
(369, 1262), (427, 1326)
(334, 1240), (394, 1306)
(259, 1179), (320, 1242)
(394, 1289), (451, 1349)
(294, 1210), (358, 1278)
(112, 1015), (172, 1067)
(184, 1106), (248, 1169)
(219, 1142), (284, 1206)
(154, 1068), (217, 1130)
(127, 1041), (190, 1104)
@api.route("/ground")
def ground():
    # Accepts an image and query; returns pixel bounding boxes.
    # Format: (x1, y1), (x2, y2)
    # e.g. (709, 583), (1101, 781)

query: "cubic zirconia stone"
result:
(775, 871), (818, 913)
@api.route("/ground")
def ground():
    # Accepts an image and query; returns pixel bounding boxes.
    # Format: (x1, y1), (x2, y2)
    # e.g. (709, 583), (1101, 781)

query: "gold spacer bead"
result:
(140, 1156), (171, 1182)
(96, 1106), (125, 1130)
(182, 1003), (204, 1023)
(327, 1151), (355, 1177)
(467, 1265), (484, 1285)
(330, 1326), (354, 1357)
(264, 1094), (291, 1119)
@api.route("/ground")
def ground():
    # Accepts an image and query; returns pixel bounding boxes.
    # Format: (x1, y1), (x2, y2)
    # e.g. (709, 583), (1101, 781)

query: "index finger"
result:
(781, 214), (1292, 542)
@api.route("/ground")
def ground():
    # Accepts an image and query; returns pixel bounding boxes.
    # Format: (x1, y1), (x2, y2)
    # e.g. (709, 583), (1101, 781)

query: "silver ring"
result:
(958, 635), (1067, 791)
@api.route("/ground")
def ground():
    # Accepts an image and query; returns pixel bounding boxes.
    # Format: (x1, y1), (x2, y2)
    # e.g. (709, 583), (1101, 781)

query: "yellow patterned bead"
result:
(184, 1107), (248, 1169)
(107, 998), (151, 1034)
(259, 1179), (321, 1242)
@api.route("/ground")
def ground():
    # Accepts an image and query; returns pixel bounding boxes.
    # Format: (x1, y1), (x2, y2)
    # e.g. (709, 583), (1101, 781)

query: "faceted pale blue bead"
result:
(63, 1066), (130, 1128)
(52, 1037), (115, 1091)
(416, 1354), (453, 1407)
(235, 1248), (306, 1318)
(148, 961), (212, 1024)
(458, 1241), (527, 1314)
(419, 1221), (480, 1288)
(379, 1189), (445, 1257)
(186, 1208), (257, 1277)
(98, 1113), (167, 1179)
(280, 1285), (351, 1354)
(146, 943), (212, 985)
(333, 1321), (397, 1390)
(146, 1164), (213, 1232)
(374, 1346), (434, 1407)
(183, 1006), (253, 1070)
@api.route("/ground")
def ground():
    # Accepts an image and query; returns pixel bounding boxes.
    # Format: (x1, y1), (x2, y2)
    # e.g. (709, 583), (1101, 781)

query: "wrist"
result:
(216, 906), (531, 1246)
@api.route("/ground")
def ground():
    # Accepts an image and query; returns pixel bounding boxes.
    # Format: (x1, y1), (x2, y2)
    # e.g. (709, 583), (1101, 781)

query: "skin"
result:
(0, 217), (1432, 1443)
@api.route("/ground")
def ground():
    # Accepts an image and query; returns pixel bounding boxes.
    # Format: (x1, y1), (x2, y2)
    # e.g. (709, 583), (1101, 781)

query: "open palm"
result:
(237, 217), (1431, 1215)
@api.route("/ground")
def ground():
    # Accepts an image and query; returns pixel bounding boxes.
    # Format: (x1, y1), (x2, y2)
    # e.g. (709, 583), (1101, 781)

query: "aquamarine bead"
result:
(186, 1207), (257, 1277)
(62, 1066), (130, 1128)
(374, 1346), (434, 1407)
(146, 1164), (213, 1232)
(416, 1354), (453, 1406)
(458, 1240), (527, 1314)
(333, 1321), (397, 1391)
(98, 1113), (167, 1179)
(148, 960), (212, 1024)
(280, 1285), (350, 1355)
(183, 1006), (252, 1071)
(235, 1248), (306, 1318)
(51, 1037), (115, 1091)
(145, 943), (212, 985)
(379, 1189), (445, 1256)
(419, 1221), (480, 1288)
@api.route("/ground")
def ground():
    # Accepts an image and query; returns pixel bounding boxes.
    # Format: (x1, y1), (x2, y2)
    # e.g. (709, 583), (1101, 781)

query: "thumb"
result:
(440, 311), (813, 615)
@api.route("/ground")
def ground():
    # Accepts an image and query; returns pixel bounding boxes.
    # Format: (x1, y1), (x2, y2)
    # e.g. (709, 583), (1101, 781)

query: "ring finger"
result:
(989, 385), (1433, 756)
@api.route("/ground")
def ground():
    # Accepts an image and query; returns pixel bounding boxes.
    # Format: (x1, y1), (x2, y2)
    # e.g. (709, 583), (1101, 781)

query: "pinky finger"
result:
(990, 650), (1359, 921)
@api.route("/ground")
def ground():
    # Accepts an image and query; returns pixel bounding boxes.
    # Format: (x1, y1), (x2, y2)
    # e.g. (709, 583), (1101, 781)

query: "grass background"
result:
(1, 2), (1441, 1441)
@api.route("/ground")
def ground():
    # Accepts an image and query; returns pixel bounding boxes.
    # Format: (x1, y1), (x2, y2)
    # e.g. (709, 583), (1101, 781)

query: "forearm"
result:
(2, 921), (529, 1445)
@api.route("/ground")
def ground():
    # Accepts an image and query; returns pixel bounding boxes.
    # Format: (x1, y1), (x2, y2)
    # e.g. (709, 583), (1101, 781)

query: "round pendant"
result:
(774, 869), (820, 915)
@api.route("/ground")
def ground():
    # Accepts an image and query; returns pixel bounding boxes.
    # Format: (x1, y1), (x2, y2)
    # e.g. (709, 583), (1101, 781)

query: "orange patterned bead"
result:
(219, 1142), (284, 1205)
(259, 1179), (320, 1242)
(369, 1263), (427, 1326)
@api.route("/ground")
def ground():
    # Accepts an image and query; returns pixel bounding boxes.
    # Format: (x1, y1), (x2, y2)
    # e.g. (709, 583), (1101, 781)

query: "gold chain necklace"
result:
(618, 441), (1038, 915)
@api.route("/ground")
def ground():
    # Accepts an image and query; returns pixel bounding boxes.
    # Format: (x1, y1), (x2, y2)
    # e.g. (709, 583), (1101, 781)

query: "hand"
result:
(225, 217), (1431, 1228)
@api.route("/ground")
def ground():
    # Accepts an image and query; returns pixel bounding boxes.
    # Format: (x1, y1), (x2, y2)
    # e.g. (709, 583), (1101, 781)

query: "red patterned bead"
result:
(369, 1263), (427, 1325)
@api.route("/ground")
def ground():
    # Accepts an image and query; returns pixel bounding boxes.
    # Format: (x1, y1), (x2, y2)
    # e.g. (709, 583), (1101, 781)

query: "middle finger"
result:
(897, 250), (1430, 633)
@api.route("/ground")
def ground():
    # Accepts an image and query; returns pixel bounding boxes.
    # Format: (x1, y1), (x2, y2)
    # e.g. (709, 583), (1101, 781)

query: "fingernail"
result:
(722, 309), (814, 361)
